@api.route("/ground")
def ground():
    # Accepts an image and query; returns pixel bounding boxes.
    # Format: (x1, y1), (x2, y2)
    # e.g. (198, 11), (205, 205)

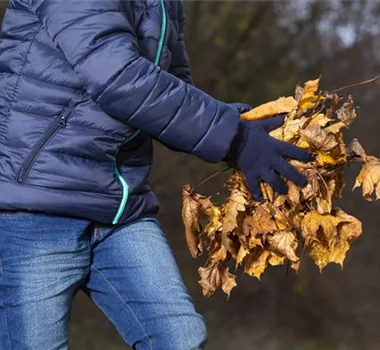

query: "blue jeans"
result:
(0, 213), (207, 349)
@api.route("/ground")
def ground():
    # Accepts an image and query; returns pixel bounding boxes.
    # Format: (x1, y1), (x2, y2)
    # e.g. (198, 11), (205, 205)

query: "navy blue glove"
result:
(226, 115), (310, 200)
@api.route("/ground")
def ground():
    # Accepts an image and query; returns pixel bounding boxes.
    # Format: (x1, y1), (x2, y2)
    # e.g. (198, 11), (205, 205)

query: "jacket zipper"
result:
(16, 109), (72, 183)
(111, 0), (167, 225)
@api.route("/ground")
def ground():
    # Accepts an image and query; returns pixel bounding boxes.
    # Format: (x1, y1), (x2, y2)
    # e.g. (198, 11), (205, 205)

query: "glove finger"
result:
(262, 169), (288, 195)
(231, 102), (252, 114)
(246, 174), (263, 201)
(274, 158), (308, 188)
(262, 115), (285, 132)
(276, 139), (311, 162)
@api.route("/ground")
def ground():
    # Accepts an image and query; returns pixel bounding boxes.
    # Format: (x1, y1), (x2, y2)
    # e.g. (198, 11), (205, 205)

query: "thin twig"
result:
(190, 167), (232, 195)
(329, 76), (380, 94)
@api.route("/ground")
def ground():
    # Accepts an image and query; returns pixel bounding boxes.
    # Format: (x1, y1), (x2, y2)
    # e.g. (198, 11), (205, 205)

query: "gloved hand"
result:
(226, 115), (310, 200)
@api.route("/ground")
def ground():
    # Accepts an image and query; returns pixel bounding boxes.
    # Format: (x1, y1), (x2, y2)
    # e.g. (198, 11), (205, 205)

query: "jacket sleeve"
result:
(168, 2), (194, 85)
(30, 0), (240, 163)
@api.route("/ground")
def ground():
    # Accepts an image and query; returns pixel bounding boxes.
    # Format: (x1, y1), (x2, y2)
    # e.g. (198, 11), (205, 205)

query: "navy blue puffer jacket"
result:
(0, 0), (241, 225)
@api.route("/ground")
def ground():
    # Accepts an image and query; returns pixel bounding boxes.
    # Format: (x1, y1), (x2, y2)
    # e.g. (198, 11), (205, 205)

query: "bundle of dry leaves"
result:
(182, 78), (380, 298)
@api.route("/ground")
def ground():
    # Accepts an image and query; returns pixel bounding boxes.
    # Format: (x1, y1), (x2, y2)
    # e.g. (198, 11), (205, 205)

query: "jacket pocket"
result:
(16, 109), (72, 183)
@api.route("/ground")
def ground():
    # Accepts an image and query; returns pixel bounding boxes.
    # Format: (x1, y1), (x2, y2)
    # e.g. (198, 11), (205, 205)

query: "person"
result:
(0, 1), (310, 349)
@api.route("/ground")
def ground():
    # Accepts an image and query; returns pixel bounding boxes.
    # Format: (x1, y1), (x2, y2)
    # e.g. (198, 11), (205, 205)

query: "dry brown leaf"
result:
(240, 96), (297, 121)
(347, 139), (367, 161)
(268, 231), (299, 262)
(270, 117), (308, 142)
(353, 157), (380, 201)
(222, 189), (247, 235)
(182, 185), (203, 258)
(288, 181), (301, 205)
(198, 263), (237, 298)
(336, 95), (357, 126)
(245, 205), (277, 236)
(316, 179), (336, 214)
(299, 124), (338, 152)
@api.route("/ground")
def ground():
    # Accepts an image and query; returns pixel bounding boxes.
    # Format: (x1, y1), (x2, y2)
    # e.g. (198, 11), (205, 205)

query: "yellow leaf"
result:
(268, 251), (286, 266)
(309, 113), (333, 127)
(236, 245), (250, 267)
(268, 231), (299, 262)
(324, 122), (346, 134)
(353, 157), (380, 201)
(298, 78), (324, 110)
(270, 117), (308, 143)
(309, 209), (362, 271)
(301, 210), (346, 245)
(309, 241), (331, 272)
(244, 249), (270, 280)
(240, 97), (297, 121)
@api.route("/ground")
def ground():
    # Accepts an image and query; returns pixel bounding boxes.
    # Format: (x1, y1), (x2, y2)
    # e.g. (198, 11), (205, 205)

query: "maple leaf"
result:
(240, 96), (297, 121)
(267, 231), (299, 262)
(244, 205), (277, 236)
(309, 209), (362, 271)
(301, 210), (347, 246)
(198, 263), (237, 298)
(353, 156), (380, 201)
(244, 248), (270, 280)
(182, 185), (203, 258)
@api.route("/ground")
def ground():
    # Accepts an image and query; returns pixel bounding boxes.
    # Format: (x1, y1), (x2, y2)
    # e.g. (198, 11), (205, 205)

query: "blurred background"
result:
(1, 1), (380, 349)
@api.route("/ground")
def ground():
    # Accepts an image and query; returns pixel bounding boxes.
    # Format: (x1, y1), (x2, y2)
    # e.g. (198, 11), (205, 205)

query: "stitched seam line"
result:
(0, 251), (12, 350)
(91, 267), (152, 349)
(5, 26), (41, 112)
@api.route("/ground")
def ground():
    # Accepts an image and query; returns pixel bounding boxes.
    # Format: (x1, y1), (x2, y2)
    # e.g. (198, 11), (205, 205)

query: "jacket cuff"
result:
(224, 121), (248, 162)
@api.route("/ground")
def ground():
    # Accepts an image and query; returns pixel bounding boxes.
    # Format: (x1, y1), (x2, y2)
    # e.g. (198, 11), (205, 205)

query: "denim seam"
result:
(0, 252), (12, 350)
(91, 266), (152, 349)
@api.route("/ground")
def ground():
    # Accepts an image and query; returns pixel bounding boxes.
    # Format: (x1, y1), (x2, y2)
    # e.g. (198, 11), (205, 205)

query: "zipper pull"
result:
(59, 111), (70, 127)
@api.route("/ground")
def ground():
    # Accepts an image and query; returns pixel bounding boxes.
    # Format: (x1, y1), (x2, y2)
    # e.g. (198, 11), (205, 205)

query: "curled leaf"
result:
(182, 185), (203, 258)
(241, 96), (297, 121)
